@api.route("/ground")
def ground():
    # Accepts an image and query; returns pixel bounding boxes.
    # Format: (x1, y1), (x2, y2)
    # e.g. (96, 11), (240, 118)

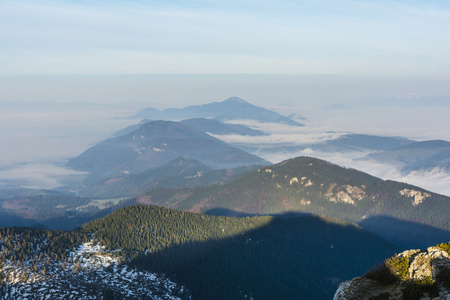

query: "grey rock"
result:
(334, 246), (450, 300)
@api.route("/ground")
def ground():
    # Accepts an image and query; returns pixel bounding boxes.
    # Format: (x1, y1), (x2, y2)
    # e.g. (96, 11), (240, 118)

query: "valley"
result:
(3, 0), (450, 297)
(0, 97), (449, 299)
(0, 205), (400, 299)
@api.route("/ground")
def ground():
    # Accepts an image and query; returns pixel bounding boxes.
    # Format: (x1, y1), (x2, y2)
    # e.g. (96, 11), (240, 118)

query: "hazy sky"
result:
(1, 0), (450, 78)
(1, 0), (450, 195)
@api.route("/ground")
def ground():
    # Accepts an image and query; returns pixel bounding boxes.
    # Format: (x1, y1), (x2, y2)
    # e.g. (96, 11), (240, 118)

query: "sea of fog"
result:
(1, 101), (450, 197)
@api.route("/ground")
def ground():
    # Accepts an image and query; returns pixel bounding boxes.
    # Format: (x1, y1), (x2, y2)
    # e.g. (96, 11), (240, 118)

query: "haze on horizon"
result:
(1, 0), (449, 106)
(1, 0), (450, 196)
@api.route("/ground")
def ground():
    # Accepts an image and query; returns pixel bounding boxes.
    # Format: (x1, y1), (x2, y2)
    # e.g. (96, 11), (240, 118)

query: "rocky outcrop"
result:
(327, 184), (366, 206)
(334, 245), (450, 300)
(400, 188), (431, 206)
(334, 277), (404, 300)
(407, 247), (448, 280)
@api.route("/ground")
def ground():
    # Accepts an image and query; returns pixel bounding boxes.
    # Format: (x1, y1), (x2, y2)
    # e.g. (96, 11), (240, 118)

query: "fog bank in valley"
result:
(1, 97), (449, 196)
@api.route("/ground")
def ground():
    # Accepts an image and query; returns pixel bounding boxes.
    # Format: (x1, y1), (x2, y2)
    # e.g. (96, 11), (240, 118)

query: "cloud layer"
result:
(212, 116), (450, 197)
(251, 147), (450, 198)
(1, 96), (449, 197)
(0, 163), (87, 189)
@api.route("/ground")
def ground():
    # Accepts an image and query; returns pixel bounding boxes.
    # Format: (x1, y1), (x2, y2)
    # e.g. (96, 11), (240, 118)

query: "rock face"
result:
(334, 245), (450, 300)
(399, 188), (431, 206)
(334, 277), (403, 300)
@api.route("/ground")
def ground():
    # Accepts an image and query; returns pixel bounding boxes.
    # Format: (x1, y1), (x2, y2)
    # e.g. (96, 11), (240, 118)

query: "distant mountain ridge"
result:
(132, 156), (450, 248)
(313, 134), (415, 152)
(306, 134), (450, 175)
(180, 118), (267, 136)
(75, 158), (259, 198)
(114, 118), (267, 138)
(0, 189), (92, 229)
(67, 120), (269, 182)
(130, 97), (304, 126)
(365, 139), (450, 172)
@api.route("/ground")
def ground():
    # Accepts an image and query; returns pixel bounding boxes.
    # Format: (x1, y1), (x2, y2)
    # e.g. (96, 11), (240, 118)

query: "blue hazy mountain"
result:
(312, 134), (415, 152)
(130, 97), (304, 126)
(76, 157), (259, 198)
(364, 139), (450, 172)
(112, 119), (153, 137)
(180, 118), (267, 136)
(66, 120), (269, 182)
(114, 118), (267, 138)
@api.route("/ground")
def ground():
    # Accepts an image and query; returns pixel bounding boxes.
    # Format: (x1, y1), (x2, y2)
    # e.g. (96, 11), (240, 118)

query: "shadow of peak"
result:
(359, 215), (450, 250)
(203, 207), (258, 218)
(203, 207), (351, 222)
(204, 207), (315, 219)
(121, 208), (399, 300)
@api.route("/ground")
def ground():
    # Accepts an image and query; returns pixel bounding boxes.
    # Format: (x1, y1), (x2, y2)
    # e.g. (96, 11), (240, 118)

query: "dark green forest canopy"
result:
(0, 204), (431, 300)
(0, 226), (89, 262)
(134, 157), (450, 235)
(79, 204), (400, 299)
(81, 204), (273, 253)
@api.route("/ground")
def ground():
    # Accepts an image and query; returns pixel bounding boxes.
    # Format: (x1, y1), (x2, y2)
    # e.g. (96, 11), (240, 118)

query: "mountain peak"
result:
(224, 97), (246, 102)
(222, 97), (248, 104)
(130, 97), (304, 126)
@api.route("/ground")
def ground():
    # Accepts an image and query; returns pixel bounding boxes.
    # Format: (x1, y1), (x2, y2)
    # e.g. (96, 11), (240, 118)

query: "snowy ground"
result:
(0, 239), (189, 299)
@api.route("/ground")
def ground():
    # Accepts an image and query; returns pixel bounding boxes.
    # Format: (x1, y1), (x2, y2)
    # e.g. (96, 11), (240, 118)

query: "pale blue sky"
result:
(1, 0), (450, 78)
(1, 1), (450, 194)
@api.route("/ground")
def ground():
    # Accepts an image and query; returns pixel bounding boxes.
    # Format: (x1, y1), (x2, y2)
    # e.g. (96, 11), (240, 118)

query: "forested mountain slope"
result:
(0, 189), (91, 227)
(75, 158), (259, 198)
(132, 156), (450, 248)
(82, 205), (399, 299)
(0, 204), (399, 299)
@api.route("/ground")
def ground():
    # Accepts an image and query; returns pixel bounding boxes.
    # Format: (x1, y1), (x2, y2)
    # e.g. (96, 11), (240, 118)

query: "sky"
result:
(1, 0), (450, 78)
(1, 0), (450, 195)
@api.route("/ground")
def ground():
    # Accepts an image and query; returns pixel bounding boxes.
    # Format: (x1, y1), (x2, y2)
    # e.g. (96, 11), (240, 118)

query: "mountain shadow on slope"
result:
(204, 209), (450, 249)
(204, 207), (310, 219)
(82, 204), (399, 300)
(130, 156), (450, 250)
(203, 207), (258, 218)
(359, 215), (450, 249)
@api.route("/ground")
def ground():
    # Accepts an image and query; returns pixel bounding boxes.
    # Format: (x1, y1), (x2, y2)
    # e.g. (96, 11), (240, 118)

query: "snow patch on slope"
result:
(0, 239), (189, 299)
